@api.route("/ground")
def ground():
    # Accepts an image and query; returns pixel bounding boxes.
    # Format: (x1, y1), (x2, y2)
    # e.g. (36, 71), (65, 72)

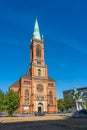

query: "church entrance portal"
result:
(38, 103), (43, 113)
(38, 106), (41, 112)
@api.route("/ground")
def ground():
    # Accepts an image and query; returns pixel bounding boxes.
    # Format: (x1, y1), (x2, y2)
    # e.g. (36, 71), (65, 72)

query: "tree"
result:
(57, 99), (65, 112)
(0, 90), (4, 112)
(64, 93), (73, 110)
(4, 90), (20, 116)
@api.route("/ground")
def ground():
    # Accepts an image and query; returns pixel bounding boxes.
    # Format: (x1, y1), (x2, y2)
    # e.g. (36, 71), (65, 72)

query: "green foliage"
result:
(57, 99), (65, 111)
(64, 93), (73, 110)
(85, 101), (87, 110)
(0, 90), (4, 112)
(57, 94), (73, 112)
(4, 90), (20, 116)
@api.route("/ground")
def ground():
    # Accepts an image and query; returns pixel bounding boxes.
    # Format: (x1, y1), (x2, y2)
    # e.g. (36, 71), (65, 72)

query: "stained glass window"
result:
(49, 91), (53, 105)
(24, 90), (29, 105)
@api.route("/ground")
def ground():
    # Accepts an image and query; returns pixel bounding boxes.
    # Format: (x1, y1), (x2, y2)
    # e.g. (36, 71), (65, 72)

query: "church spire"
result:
(33, 17), (41, 40)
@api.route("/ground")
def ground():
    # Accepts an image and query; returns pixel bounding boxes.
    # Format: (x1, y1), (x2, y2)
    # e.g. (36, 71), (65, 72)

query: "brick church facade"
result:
(10, 18), (58, 114)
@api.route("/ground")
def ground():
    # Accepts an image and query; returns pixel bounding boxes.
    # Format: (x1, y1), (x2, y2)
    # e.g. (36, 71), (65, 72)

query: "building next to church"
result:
(63, 87), (87, 102)
(63, 87), (87, 110)
(10, 18), (58, 114)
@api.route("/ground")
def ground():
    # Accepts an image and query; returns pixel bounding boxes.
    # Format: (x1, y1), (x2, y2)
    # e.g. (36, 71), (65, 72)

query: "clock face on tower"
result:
(36, 84), (43, 93)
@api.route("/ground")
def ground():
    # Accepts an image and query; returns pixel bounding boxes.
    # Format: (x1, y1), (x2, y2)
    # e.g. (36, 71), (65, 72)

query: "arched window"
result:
(38, 69), (41, 76)
(49, 91), (53, 105)
(24, 90), (29, 105)
(36, 45), (41, 57)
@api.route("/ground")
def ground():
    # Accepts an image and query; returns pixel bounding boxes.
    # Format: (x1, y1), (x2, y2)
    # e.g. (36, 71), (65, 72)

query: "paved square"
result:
(0, 116), (87, 130)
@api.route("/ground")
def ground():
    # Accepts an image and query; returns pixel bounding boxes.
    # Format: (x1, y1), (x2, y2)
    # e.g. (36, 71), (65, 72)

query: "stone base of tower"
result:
(16, 105), (34, 114)
(16, 105), (58, 114)
(47, 106), (58, 114)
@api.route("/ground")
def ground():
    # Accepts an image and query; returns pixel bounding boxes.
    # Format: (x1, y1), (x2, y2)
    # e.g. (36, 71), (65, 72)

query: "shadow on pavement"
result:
(0, 116), (87, 130)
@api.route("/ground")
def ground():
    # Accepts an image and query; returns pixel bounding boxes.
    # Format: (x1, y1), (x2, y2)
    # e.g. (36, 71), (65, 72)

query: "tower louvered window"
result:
(38, 69), (41, 76)
(36, 45), (41, 57)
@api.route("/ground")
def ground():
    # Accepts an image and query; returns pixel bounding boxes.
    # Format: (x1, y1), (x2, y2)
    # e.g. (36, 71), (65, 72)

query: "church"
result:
(10, 18), (58, 114)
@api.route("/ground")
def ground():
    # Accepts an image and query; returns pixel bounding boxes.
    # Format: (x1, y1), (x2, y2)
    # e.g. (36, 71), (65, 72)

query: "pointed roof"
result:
(48, 77), (55, 82)
(33, 18), (41, 40)
(10, 80), (20, 88)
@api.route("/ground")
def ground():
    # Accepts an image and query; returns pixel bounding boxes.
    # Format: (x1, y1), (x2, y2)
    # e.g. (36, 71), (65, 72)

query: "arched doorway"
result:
(38, 103), (43, 113)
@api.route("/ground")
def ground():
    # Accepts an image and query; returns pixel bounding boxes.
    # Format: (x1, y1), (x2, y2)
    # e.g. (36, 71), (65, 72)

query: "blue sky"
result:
(0, 0), (87, 98)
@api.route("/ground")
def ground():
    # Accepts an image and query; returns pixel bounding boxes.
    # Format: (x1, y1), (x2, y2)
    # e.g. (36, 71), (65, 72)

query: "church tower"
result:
(30, 18), (48, 79)
(10, 18), (58, 114)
